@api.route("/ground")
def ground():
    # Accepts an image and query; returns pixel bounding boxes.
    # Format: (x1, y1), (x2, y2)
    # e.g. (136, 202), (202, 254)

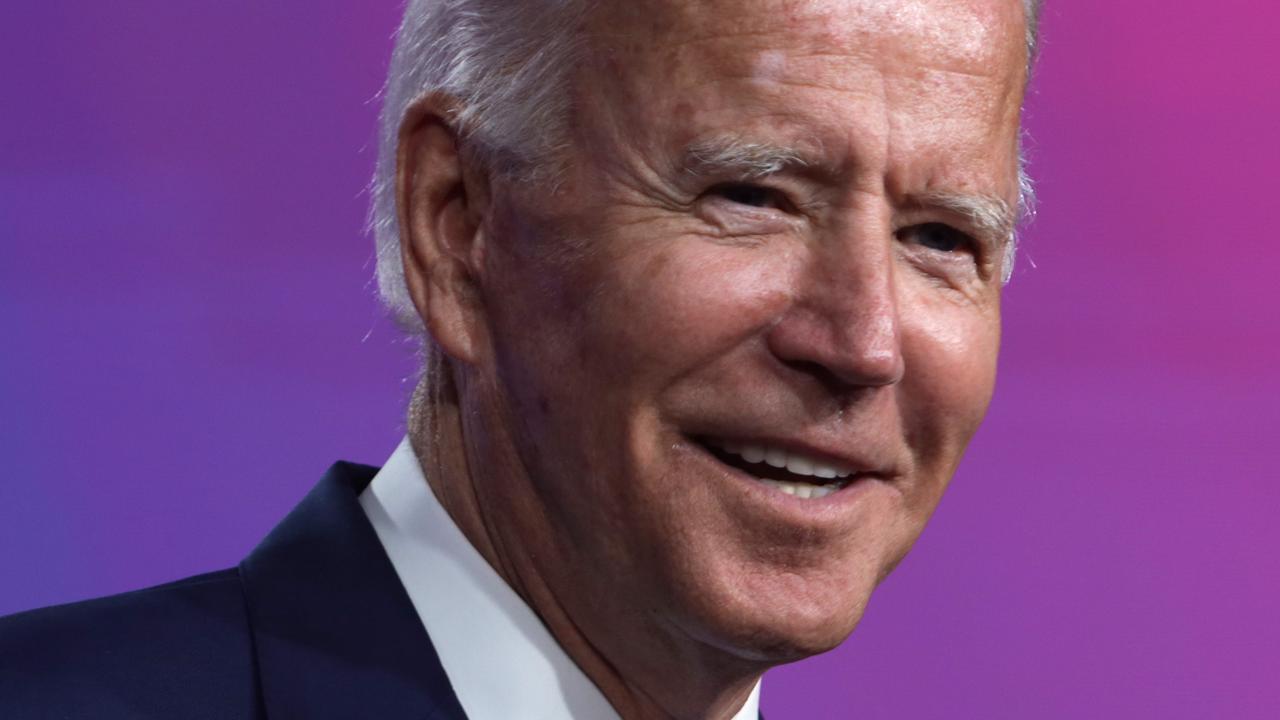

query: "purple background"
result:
(2, 2), (1277, 717)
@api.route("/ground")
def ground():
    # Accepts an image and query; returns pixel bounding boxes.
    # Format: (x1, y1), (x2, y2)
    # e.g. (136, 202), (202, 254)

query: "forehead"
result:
(578, 0), (1027, 193)
(608, 0), (1025, 66)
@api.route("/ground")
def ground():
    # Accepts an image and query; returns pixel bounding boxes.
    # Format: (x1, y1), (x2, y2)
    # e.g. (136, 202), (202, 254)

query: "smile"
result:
(700, 438), (855, 500)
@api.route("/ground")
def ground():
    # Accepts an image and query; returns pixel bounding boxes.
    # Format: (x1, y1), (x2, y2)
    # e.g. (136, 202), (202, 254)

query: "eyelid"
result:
(948, 224), (1003, 264)
(696, 183), (803, 236)
(895, 222), (1005, 286)
(710, 175), (824, 218)
(898, 211), (999, 256)
(896, 225), (985, 274)
(706, 181), (794, 212)
(935, 211), (1007, 258)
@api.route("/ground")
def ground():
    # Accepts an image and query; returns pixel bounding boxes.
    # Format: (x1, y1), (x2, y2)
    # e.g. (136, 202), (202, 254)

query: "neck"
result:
(407, 376), (763, 720)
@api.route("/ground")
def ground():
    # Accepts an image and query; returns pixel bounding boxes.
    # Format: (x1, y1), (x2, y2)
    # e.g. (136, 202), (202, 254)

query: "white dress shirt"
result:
(359, 437), (762, 720)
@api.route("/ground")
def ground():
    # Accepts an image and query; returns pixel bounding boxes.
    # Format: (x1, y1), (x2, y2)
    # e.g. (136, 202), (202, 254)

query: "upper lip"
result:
(693, 432), (897, 478)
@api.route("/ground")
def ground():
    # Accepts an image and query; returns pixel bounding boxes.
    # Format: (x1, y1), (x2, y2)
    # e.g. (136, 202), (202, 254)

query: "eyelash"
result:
(706, 182), (794, 213)
(896, 222), (976, 255)
(705, 185), (978, 258)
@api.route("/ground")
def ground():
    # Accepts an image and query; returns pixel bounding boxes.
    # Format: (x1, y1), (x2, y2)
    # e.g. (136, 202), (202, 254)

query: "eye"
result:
(707, 183), (790, 211)
(898, 222), (974, 254)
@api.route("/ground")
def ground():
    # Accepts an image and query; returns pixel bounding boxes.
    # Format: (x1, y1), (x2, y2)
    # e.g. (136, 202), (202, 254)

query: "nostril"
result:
(765, 304), (904, 390)
(772, 358), (899, 416)
(782, 359), (855, 394)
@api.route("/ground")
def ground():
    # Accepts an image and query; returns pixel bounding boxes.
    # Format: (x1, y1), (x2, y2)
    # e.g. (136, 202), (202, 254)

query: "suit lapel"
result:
(239, 462), (468, 720)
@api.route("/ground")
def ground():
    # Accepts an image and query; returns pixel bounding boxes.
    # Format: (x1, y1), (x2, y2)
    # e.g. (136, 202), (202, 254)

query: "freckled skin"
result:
(407, 1), (1029, 718)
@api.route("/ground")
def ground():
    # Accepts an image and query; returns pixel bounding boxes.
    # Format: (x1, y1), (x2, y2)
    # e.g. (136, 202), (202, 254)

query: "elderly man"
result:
(0, 0), (1040, 717)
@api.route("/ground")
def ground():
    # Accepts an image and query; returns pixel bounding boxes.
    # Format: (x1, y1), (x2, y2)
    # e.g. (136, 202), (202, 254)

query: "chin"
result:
(671, 551), (885, 665)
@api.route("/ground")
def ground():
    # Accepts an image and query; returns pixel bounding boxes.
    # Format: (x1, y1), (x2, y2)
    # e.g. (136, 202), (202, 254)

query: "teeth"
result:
(764, 448), (787, 468)
(759, 478), (840, 499)
(718, 441), (853, 480)
(709, 439), (857, 500)
(785, 455), (814, 476)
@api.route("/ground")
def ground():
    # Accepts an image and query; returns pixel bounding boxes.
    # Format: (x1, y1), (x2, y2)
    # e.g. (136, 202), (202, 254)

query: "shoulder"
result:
(0, 569), (263, 719)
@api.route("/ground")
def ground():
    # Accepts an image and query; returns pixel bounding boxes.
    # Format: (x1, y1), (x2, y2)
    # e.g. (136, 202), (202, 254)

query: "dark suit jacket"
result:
(0, 462), (471, 719)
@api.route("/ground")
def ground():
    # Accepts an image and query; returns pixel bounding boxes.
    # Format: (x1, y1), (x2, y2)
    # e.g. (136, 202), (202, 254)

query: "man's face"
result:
(466, 0), (1026, 667)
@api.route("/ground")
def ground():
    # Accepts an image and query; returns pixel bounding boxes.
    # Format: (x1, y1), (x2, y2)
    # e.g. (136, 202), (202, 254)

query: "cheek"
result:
(479, 235), (806, 564)
(897, 291), (1000, 474)
(584, 241), (800, 382)
(482, 230), (801, 468)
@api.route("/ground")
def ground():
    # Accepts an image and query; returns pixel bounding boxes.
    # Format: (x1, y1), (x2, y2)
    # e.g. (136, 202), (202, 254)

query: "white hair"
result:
(371, 0), (589, 328)
(371, 0), (1046, 327)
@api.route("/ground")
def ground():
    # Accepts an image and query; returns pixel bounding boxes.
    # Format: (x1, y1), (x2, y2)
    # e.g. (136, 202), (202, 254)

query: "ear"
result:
(395, 95), (491, 366)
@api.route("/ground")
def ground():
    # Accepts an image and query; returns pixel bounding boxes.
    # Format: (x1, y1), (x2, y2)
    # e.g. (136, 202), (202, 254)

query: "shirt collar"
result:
(360, 437), (761, 720)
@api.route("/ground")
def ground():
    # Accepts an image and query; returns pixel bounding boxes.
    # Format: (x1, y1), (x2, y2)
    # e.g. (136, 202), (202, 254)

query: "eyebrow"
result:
(679, 135), (1018, 243)
(680, 135), (823, 179)
(908, 191), (1017, 245)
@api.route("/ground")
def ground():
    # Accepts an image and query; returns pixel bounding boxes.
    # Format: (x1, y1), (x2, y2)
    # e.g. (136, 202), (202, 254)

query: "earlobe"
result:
(395, 96), (490, 366)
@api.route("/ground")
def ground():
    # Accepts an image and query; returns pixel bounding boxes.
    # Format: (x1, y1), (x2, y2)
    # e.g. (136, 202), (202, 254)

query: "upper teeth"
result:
(716, 440), (853, 480)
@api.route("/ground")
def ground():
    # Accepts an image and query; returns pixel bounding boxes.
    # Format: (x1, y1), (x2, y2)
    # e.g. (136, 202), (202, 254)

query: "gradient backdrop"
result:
(2, 2), (1277, 718)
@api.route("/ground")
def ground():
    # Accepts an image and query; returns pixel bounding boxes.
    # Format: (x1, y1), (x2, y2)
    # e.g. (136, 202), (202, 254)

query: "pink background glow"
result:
(2, 2), (1276, 717)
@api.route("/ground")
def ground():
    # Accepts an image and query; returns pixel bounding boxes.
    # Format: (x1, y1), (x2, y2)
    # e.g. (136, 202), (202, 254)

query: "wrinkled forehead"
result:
(586, 0), (1027, 78)
(554, 0), (1031, 218)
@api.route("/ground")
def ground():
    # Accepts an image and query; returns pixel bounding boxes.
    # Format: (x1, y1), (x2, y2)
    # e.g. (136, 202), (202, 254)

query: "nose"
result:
(765, 218), (905, 390)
